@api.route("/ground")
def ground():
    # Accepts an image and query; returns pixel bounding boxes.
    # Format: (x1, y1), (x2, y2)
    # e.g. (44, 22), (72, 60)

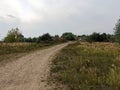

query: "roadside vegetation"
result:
(0, 43), (50, 55)
(0, 17), (120, 89)
(0, 28), (77, 64)
(0, 42), (60, 64)
(51, 42), (120, 90)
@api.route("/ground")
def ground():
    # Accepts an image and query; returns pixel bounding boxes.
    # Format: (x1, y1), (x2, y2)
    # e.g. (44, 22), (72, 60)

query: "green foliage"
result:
(61, 32), (76, 41)
(23, 34), (66, 43)
(79, 33), (115, 42)
(54, 35), (59, 40)
(24, 37), (38, 42)
(37, 33), (52, 43)
(52, 35), (60, 42)
(88, 32), (108, 42)
(41, 33), (52, 41)
(51, 42), (120, 90)
(114, 18), (120, 43)
(4, 28), (24, 43)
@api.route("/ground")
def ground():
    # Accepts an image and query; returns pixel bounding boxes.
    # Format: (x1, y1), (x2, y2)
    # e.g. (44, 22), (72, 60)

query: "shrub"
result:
(4, 28), (24, 43)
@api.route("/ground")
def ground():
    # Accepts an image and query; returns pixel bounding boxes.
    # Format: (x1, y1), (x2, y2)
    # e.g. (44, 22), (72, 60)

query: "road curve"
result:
(0, 43), (69, 90)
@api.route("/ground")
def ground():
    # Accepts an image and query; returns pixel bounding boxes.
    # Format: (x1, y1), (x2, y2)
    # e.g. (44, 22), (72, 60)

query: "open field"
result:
(0, 42), (61, 65)
(51, 42), (120, 90)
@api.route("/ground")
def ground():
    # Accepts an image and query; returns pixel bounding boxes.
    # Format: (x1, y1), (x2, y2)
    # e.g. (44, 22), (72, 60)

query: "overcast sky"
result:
(0, 0), (120, 39)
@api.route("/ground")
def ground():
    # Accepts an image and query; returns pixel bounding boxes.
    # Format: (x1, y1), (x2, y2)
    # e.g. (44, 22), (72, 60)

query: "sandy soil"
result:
(0, 43), (69, 90)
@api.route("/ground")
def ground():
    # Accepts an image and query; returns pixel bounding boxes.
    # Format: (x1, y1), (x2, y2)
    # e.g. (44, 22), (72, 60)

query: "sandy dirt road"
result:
(0, 43), (69, 90)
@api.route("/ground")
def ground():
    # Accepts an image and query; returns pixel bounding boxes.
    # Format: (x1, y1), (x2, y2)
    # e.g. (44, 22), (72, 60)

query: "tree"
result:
(24, 37), (33, 42)
(53, 35), (59, 41)
(37, 33), (52, 43)
(4, 28), (24, 43)
(86, 32), (101, 42)
(114, 18), (120, 43)
(61, 32), (76, 41)
(85, 32), (114, 42)
(100, 33), (107, 42)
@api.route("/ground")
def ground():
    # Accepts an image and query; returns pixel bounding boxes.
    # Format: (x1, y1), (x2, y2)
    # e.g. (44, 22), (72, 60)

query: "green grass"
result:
(51, 42), (120, 90)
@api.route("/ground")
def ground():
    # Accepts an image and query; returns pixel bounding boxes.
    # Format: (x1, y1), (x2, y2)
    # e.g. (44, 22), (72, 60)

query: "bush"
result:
(37, 33), (52, 43)
(4, 28), (24, 43)
(61, 32), (76, 41)
(82, 33), (115, 42)
(114, 18), (120, 43)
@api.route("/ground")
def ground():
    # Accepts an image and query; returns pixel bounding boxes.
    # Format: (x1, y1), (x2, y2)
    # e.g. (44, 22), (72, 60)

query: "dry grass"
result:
(51, 42), (120, 90)
(0, 42), (58, 65)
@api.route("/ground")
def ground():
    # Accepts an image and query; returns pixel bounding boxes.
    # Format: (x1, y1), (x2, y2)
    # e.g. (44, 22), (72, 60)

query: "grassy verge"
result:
(51, 42), (120, 90)
(0, 42), (62, 65)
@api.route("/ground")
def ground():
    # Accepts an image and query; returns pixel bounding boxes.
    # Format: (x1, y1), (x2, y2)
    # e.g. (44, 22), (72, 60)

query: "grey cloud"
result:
(0, 0), (120, 40)
(7, 14), (16, 18)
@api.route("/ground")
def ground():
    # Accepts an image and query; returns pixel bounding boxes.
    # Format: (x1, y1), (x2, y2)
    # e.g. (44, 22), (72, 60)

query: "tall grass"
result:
(0, 42), (60, 63)
(0, 42), (52, 55)
(51, 42), (120, 90)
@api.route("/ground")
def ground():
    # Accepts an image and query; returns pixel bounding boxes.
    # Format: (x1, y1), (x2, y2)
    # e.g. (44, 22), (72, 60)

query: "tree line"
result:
(2, 17), (120, 43)
(79, 17), (120, 43)
(3, 28), (76, 43)
(78, 33), (115, 43)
